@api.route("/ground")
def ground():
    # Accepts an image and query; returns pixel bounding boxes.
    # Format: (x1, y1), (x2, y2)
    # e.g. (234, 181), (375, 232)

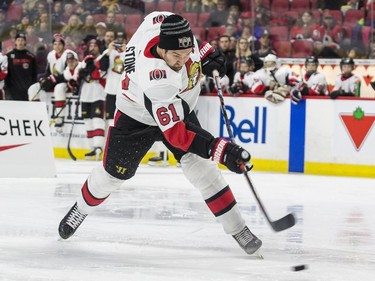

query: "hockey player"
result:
(52, 51), (80, 132)
(28, 34), (70, 102)
(251, 54), (299, 104)
(58, 12), (262, 256)
(79, 39), (106, 160)
(229, 58), (255, 95)
(330, 57), (361, 99)
(98, 31), (127, 128)
(290, 56), (328, 104)
(6, 33), (37, 101)
(0, 42), (8, 100)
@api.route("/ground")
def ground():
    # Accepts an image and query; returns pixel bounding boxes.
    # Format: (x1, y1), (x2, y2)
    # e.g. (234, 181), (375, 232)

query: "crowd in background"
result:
(0, 0), (374, 101)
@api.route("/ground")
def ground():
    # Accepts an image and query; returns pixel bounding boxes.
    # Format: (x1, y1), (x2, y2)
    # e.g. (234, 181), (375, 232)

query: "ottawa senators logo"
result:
(153, 15), (166, 24)
(187, 62), (201, 89)
(149, 69), (167, 80)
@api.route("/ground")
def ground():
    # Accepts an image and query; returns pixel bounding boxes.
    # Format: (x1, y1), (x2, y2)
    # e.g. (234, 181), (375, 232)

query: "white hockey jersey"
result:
(232, 71), (255, 87)
(102, 48), (125, 95)
(46, 49), (74, 76)
(117, 11), (202, 132)
(0, 52), (8, 90)
(332, 74), (361, 96)
(251, 67), (299, 95)
(301, 72), (328, 95)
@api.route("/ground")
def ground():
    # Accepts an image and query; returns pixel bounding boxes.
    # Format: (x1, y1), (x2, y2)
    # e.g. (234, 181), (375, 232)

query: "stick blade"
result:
(271, 213), (296, 232)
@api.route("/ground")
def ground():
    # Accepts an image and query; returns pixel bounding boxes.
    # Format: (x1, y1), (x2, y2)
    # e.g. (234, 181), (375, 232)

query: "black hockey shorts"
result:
(103, 110), (204, 180)
(105, 94), (116, 120)
(81, 101), (105, 119)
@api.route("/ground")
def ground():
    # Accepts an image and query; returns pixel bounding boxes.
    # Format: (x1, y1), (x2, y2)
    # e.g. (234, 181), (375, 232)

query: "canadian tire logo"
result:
(340, 107), (375, 151)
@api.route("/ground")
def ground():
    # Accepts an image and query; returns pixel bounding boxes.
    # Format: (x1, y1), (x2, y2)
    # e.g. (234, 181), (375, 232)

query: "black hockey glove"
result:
(201, 45), (226, 78)
(330, 90), (343, 99)
(209, 138), (251, 174)
(291, 89), (302, 105)
(68, 79), (79, 95)
(40, 74), (57, 91)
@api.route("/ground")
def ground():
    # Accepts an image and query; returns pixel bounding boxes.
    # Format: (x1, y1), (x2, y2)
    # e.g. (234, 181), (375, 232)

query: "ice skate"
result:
(58, 202), (87, 239)
(148, 151), (169, 167)
(85, 147), (102, 161)
(54, 117), (64, 134)
(233, 226), (262, 255)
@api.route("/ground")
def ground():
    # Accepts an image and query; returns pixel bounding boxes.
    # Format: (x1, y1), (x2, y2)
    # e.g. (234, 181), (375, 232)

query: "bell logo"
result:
(340, 107), (375, 151)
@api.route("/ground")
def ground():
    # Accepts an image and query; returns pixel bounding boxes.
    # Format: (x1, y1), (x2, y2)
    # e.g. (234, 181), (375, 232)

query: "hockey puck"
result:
(291, 264), (308, 271)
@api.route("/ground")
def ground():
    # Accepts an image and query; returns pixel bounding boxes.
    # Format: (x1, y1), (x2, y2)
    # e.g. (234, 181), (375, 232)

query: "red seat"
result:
(290, 0), (310, 13)
(197, 12), (210, 27)
(344, 9), (364, 27)
(181, 12), (199, 27)
(269, 26), (289, 41)
(174, 1), (185, 14)
(240, 0), (252, 11)
(324, 9), (342, 24)
(292, 40), (314, 58)
(157, 1), (174, 12)
(6, 2), (22, 22)
(145, 2), (156, 15)
(125, 14), (143, 34)
(93, 14), (106, 23)
(273, 41), (292, 58)
(206, 26), (226, 42)
(270, 0), (290, 13)
(191, 27), (207, 41)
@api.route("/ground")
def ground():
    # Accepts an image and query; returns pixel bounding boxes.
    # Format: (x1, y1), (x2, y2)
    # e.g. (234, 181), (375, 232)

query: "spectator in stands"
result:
(51, 1), (63, 24)
(229, 58), (255, 95)
(201, 0), (217, 13)
(341, 0), (360, 15)
(35, 43), (48, 79)
(6, 32), (37, 101)
(16, 15), (31, 33)
(253, 31), (276, 60)
(61, 14), (84, 43)
(2, 25), (17, 54)
(101, 29), (116, 53)
(0, 9), (10, 41)
(101, 0), (121, 13)
(254, 0), (271, 27)
(347, 46), (367, 58)
(226, 0), (242, 10)
(82, 15), (97, 39)
(22, 0), (38, 17)
(105, 11), (125, 33)
(120, 0), (145, 14)
(184, 0), (201, 13)
(95, 22), (107, 47)
(219, 34), (236, 84)
(205, 0), (229, 27)
(36, 22), (53, 46)
(25, 25), (41, 53)
(314, 11), (343, 57)
(290, 11), (320, 42)
(316, 0), (347, 11)
(330, 57), (361, 98)
(235, 36), (263, 72)
(61, 3), (74, 25)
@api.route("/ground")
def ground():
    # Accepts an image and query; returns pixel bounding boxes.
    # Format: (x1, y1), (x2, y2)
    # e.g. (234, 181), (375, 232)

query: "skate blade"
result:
(148, 161), (169, 167)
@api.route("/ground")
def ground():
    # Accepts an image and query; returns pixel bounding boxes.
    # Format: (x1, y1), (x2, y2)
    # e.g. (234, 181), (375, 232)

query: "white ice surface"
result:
(0, 159), (374, 281)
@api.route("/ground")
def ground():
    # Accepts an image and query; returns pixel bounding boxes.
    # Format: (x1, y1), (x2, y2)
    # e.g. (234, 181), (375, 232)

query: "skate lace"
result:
(66, 205), (87, 229)
(233, 226), (254, 246)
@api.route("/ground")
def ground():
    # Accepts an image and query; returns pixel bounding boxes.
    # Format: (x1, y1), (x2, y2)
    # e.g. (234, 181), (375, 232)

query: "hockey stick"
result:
(49, 97), (73, 126)
(67, 83), (83, 161)
(212, 70), (296, 232)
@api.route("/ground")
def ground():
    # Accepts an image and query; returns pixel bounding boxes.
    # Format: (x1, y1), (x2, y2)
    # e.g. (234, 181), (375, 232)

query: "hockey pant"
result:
(76, 111), (246, 236)
(81, 101), (105, 150)
(53, 83), (70, 119)
(28, 82), (53, 103)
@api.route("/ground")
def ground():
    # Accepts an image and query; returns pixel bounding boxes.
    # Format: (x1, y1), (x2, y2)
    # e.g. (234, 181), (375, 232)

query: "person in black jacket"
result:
(5, 32), (37, 101)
